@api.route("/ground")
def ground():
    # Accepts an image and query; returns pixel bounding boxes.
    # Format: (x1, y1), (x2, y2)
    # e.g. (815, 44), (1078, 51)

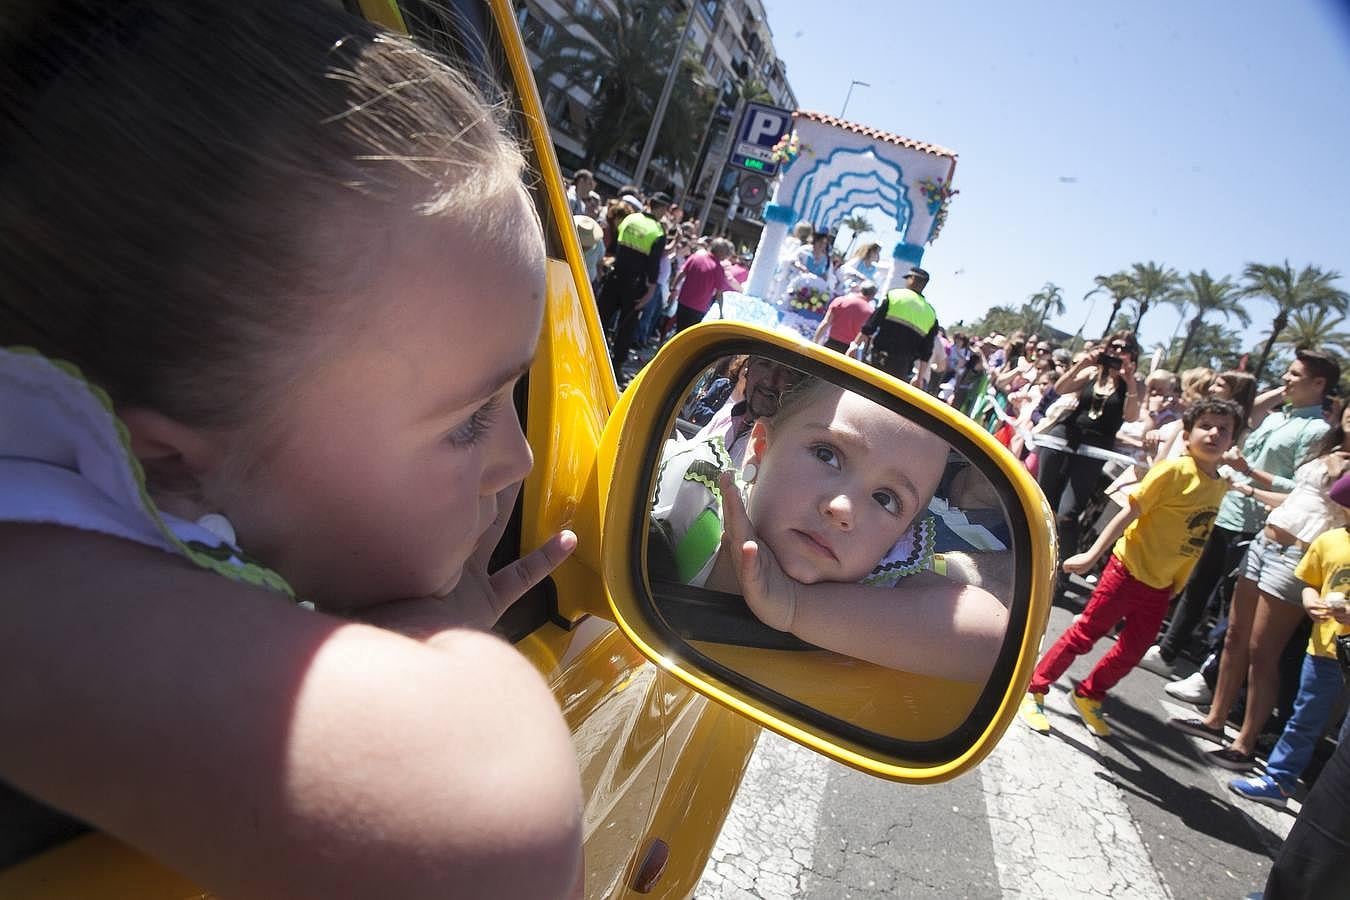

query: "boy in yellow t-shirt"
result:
(1021, 398), (1243, 736)
(1229, 476), (1350, 808)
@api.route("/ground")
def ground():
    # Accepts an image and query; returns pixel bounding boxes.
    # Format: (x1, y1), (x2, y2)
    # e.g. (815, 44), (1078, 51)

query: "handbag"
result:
(1335, 632), (1350, 671)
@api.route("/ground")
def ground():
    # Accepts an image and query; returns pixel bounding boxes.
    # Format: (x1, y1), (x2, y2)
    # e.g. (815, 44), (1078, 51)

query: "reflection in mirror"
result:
(647, 355), (1016, 742)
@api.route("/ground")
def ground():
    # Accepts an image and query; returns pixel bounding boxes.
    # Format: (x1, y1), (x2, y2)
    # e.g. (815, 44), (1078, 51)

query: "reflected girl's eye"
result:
(811, 444), (840, 468)
(872, 490), (901, 516)
(446, 395), (502, 447)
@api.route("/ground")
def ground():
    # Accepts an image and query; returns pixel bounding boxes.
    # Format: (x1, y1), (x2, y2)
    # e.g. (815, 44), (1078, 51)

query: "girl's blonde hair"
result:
(1179, 367), (1216, 404)
(1, 0), (530, 432)
(850, 241), (881, 262)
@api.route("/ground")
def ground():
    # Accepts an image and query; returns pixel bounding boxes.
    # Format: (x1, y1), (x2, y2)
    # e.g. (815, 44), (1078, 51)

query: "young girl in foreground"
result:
(0, 3), (581, 897)
(652, 377), (1008, 682)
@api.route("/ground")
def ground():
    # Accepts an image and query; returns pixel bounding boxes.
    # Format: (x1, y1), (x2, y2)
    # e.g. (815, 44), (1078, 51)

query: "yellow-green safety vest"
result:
(882, 288), (936, 335)
(616, 212), (663, 254)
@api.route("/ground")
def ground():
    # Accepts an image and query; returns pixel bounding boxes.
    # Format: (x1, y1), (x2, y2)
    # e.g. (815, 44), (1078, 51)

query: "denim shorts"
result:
(1239, 529), (1307, 606)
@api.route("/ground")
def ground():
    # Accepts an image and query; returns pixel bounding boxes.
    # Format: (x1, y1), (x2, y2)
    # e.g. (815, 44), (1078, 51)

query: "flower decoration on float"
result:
(789, 285), (832, 315)
(917, 177), (959, 243)
(770, 130), (811, 169)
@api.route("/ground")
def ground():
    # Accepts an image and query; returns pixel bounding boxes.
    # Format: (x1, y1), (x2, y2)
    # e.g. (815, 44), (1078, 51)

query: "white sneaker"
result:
(1138, 645), (1177, 677)
(1165, 671), (1213, 704)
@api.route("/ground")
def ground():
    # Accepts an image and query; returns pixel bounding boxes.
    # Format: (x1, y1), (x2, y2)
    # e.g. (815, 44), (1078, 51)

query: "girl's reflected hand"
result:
(719, 472), (798, 632)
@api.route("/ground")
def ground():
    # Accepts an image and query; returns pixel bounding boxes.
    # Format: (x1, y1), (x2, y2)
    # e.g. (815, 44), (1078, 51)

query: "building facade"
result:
(516, 0), (796, 227)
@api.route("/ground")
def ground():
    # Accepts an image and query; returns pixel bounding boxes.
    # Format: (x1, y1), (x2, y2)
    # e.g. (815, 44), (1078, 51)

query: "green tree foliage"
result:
(1173, 270), (1248, 370)
(1277, 308), (1350, 358)
(1243, 261), (1350, 380)
(1124, 261), (1182, 334)
(839, 213), (873, 253)
(536, 0), (712, 176)
(1026, 282), (1065, 335)
(1162, 321), (1244, 372)
(1085, 271), (1135, 339)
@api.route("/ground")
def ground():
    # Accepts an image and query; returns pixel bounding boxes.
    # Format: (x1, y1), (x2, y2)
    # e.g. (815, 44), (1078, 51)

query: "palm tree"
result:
(1026, 282), (1066, 335)
(1125, 261), (1182, 334)
(1173, 270), (1248, 370)
(840, 213), (873, 253)
(1243, 261), (1350, 379)
(1087, 271), (1135, 339)
(536, 0), (707, 173)
(1277, 308), (1350, 358)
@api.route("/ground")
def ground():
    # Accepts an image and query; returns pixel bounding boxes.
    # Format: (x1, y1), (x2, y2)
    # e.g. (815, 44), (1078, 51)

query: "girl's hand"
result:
(1062, 553), (1096, 575)
(1331, 606), (1350, 626)
(447, 482), (576, 627)
(718, 472), (799, 632)
(360, 482), (576, 636)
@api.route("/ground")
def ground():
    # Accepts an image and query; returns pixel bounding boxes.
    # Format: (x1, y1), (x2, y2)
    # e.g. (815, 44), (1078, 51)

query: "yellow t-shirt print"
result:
(1114, 456), (1229, 594)
(1294, 528), (1350, 659)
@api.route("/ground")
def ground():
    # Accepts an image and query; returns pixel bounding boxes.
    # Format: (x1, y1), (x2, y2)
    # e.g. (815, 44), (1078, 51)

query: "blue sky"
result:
(759, 0), (1350, 356)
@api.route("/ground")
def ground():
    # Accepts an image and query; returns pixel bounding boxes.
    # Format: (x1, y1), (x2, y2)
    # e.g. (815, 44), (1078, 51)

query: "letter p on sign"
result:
(746, 109), (785, 146)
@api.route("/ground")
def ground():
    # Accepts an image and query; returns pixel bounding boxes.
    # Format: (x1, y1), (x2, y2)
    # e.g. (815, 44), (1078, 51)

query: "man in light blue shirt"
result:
(1150, 349), (1340, 674)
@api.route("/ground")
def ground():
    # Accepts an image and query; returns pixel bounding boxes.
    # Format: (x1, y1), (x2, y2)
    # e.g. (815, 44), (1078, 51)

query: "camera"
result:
(1099, 353), (1123, 370)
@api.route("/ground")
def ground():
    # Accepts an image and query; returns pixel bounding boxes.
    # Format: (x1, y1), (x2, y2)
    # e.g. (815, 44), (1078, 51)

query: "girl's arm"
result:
(1230, 479), (1289, 509)
(1053, 353), (1097, 396)
(0, 525), (583, 900)
(719, 475), (1006, 683)
(1063, 497), (1140, 574)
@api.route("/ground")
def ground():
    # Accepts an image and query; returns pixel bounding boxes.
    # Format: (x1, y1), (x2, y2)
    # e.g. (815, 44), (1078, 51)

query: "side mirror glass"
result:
(601, 325), (1054, 781)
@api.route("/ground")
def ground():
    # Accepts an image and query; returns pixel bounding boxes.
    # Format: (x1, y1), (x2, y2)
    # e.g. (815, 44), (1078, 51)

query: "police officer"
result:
(854, 267), (939, 386)
(597, 191), (670, 377)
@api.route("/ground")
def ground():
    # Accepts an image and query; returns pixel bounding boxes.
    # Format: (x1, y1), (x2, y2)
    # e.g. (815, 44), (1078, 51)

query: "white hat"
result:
(573, 215), (603, 250)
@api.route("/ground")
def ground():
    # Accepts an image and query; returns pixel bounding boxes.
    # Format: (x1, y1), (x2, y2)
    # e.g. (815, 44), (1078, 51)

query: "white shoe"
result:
(1165, 671), (1213, 704)
(1138, 645), (1177, 677)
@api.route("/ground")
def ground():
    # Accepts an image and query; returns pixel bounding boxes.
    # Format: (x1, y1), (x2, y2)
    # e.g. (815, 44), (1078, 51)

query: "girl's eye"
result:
(446, 395), (501, 447)
(872, 490), (901, 516)
(811, 444), (840, 468)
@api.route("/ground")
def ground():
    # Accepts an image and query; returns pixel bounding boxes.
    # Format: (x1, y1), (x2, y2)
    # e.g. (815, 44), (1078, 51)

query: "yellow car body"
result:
(0, 1), (1054, 896)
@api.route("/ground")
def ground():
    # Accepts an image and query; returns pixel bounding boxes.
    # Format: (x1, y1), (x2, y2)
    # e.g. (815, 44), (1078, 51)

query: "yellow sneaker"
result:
(1020, 692), (1050, 733)
(1071, 692), (1110, 737)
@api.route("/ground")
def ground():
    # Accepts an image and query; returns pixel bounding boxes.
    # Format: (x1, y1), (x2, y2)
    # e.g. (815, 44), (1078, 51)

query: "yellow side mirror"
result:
(598, 323), (1055, 782)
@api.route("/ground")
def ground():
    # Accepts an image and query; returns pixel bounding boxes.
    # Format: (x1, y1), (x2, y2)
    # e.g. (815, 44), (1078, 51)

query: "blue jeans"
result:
(636, 285), (664, 346)
(1265, 653), (1345, 791)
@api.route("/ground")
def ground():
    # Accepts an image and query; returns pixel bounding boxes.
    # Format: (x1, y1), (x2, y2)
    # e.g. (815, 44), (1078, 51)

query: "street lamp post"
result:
(633, 6), (700, 191)
(839, 79), (870, 119)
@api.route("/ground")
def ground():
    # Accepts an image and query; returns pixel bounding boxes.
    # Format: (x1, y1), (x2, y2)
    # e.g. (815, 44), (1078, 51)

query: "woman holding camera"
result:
(1036, 330), (1143, 564)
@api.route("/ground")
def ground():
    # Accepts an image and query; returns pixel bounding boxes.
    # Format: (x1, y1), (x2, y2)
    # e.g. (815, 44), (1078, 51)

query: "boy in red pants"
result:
(1022, 397), (1243, 736)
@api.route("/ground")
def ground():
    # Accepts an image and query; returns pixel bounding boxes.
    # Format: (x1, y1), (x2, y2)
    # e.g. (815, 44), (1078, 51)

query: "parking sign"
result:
(728, 102), (792, 178)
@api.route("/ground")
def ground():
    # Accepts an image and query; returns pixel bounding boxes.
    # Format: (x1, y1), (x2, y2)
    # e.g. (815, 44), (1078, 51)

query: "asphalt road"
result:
(694, 601), (1313, 900)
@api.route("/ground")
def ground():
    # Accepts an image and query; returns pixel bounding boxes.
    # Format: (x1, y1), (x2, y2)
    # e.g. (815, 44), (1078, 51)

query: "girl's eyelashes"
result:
(811, 444), (840, 468)
(872, 490), (901, 516)
(811, 442), (902, 516)
(446, 395), (502, 447)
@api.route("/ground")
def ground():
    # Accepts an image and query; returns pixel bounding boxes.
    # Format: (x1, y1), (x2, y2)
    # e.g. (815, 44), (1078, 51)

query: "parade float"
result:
(728, 111), (958, 339)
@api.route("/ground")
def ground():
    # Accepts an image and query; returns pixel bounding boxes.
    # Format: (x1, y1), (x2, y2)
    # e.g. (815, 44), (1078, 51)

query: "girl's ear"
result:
(118, 407), (230, 517)
(746, 419), (770, 466)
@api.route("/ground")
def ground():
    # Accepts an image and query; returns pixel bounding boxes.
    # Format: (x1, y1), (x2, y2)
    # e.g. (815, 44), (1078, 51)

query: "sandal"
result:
(1207, 747), (1256, 771)
(1165, 716), (1225, 744)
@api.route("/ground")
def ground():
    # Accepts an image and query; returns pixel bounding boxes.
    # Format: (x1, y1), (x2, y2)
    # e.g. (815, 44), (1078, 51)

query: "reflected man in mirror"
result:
(690, 356), (806, 463)
(652, 376), (1008, 682)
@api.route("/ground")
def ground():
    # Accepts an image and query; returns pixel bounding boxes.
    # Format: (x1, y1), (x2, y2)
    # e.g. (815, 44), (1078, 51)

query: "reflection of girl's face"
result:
(745, 390), (948, 584)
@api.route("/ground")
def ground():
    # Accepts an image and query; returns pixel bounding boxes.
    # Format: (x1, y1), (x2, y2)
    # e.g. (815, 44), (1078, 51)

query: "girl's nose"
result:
(822, 493), (854, 530)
